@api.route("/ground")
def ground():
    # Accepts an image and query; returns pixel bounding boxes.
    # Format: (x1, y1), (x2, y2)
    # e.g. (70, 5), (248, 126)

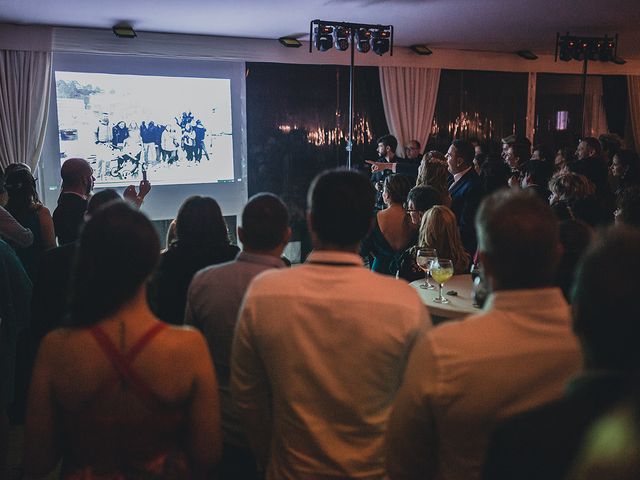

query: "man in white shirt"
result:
(386, 188), (582, 480)
(232, 169), (431, 480)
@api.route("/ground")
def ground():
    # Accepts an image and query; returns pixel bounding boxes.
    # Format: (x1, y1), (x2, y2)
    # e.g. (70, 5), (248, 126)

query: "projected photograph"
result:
(54, 71), (234, 187)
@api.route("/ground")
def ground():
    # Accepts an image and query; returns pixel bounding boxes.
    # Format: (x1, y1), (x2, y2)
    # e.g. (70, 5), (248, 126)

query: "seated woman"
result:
(361, 174), (416, 276)
(611, 149), (640, 198)
(4, 168), (55, 279)
(148, 196), (239, 324)
(398, 205), (470, 281)
(396, 186), (444, 281)
(549, 171), (608, 226)
(25, 202), (221, 479)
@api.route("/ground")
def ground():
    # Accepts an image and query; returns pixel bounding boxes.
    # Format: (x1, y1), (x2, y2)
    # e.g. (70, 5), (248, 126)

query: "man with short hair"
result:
(53, 158), (95, 245)
(232, 169), (431, 480)
(405, 140), (422, 162)
(386, 189), (581, 480)
(446, 139), (483, 254)
(483, 225), (640, 480)
(185, 193), (291, 478)
(570, 137), (609, 195)
(521, 160), (553, 201)
(369, 134), (405, 209)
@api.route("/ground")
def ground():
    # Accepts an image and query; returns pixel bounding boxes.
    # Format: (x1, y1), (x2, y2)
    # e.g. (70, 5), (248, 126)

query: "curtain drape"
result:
(379, 67), (440, 157)
(0, 50), (52, 171)
(582, 77), (608, 139)
(627, 76), (640, 150)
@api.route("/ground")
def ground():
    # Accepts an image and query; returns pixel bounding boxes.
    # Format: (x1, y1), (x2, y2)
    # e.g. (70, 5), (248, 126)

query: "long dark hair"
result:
(174, 196), (230, 252)
(69, 202), (160, 327)
(4, 169), (42, 218)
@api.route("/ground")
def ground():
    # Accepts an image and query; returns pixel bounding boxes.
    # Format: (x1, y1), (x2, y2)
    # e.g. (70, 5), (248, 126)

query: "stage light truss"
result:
(555, 33), (619, 63)
(309, 20), (393, 56)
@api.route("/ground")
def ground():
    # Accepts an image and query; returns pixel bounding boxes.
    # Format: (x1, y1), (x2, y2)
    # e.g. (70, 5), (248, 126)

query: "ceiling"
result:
(2, 0), (640, 59)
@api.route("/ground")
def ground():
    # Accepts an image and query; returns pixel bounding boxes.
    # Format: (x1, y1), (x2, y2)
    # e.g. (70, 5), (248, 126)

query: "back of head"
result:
(308, 169), (375, 247)
(241, 193), (289, 251)
(420, 205), (469, 272)
(617, 185), (640, 228)
(70, 202), (160, 327)
(384, 174), (414, 205)
(476, 189), (559, 289)
(572, 226), (640, 372)
(4, 168), (39, 215)
(86, 189), (122, 217)
(598, 133), (622, 158)
(61, 158), (91, 189)
(176, 195), (229, 250)
(581, 137), (603, 157)
(480, 159), (509, 194)
(417, 158), (449, 193)
(616, 149), (640, 181)
(452, 139), (475, 166)
(549, 171), (596, 203)
(523, 160), (553, 186)
(407, 185), (443, 212)
(377, 134), (398, 153)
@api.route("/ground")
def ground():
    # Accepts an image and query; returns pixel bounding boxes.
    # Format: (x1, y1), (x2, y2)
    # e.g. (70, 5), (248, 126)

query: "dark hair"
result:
(407, 185), (443, 212)
(580, 137), (602, 157)
(308, 169), (375, 247)
(70, 202), (160, 327)
(617, 185), (640, 228)
(377, 134), (398, 153)
(523, 160), (554, 187)
(479, 158), (510, 195)
(555, 219), (593, 301)
(384, 174), (414, 205)
(476, 189), (559, 289)
(175, 196), (229, 251)
(241, 193), (289, 251)
(509, 143), (531, 168)
(615, 149), (640, 182)
(452, 139), (475, 165)
(4, 169), (41, 217)
(598, 133), (622, 158)
(532, 144), (554, 163)
(572, 226), (640, 372)
(86, 189), (122, 217)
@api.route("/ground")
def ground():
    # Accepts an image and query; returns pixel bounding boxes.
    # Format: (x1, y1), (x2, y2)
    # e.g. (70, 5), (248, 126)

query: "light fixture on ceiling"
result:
(555, 32), (620, 63)
(516, 50), (538, 60)
(612, 56), (627, 65)
(112, 24), (136, 39)
(314, 24), (334, 52)
(355, 28), (372, 53)
(410, 45), (433, 56)
(333, 25), (350, 51)
(370, 28), (391, 56)
(278, 37), (302, 48)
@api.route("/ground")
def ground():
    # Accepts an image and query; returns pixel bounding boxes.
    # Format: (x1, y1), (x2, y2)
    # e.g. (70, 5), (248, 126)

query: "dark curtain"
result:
(602, 76), (627, 138)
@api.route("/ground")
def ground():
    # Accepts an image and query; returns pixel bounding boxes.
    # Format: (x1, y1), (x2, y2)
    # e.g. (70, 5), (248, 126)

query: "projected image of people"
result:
(55, 71), (234, 187)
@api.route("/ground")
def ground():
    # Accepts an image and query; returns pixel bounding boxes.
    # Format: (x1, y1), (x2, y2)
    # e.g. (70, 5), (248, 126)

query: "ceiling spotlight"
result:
(112, 24), (136, 39)
(612, 56), (627, 65)
(516, 50), (538, 60)
(279, 37), (302, 48)
(410, 45), (432, 56)
(355, 28), (372, 53)
(556, 32), (621, 65)
(333, 26), (350, 51)
(314, 24), (334, 52)
(370, 29), (391, 56)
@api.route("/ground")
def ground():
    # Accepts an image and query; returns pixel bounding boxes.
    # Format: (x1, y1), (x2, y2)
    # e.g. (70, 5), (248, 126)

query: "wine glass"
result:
(416, 247), (437, 289)
(431, 258), (454, 304)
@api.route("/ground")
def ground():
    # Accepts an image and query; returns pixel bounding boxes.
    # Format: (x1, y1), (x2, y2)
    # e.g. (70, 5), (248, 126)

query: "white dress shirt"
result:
(232, 250), (432, 480)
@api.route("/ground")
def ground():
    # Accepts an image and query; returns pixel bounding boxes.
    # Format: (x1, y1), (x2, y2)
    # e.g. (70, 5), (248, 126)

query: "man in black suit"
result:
(446, 139), (483, 254)
(483, 226), (640, 480)
(52, 158), (94, 245)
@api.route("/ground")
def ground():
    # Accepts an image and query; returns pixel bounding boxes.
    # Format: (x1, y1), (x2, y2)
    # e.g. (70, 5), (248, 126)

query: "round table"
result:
(410, 274), (480, 321)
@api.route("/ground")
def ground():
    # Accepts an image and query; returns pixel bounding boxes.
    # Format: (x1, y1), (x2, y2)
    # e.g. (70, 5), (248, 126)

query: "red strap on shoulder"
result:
(88, 322), (169, 409)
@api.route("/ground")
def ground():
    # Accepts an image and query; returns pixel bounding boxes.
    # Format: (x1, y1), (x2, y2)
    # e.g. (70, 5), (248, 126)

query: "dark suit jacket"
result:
(53, 193), (88, 245)
(483, 373), (637, 480)
(449, 168), (482, 254)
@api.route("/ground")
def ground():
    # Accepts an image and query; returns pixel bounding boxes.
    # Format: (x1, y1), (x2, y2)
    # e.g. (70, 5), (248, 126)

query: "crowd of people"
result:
(0, 126), (639, 479)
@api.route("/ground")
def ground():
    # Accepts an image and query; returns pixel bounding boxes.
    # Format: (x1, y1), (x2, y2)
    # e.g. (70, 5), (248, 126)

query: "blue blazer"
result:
(449, 168), (482, 254)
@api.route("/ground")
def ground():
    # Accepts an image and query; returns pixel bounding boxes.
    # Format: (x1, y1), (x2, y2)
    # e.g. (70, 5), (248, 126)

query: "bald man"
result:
(53, 158), (94, 245)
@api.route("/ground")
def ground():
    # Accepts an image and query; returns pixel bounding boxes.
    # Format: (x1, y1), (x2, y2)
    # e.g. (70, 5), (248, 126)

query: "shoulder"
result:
(161, 324), (210, 359)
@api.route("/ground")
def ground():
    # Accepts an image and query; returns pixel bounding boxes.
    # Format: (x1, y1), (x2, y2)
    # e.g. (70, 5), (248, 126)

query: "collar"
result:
(305, 250), (363, 267)
(452, 166), (472, 185)
(61, 191), (88, 201)
(483, 287), (568, 315)
(236, 251), (287, 269)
